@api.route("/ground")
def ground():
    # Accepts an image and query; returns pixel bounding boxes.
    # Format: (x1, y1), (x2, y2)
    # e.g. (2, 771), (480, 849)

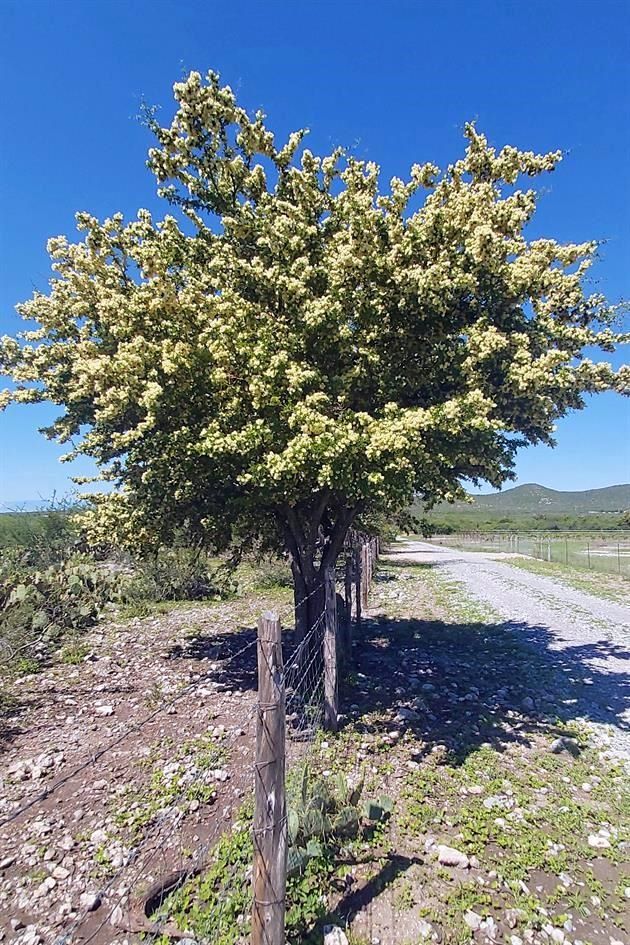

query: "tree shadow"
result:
(318, 853), (424, 932)
(165, 625), (260, 693)
(341, 607), (629, 764)
(0, 691), (30, 751)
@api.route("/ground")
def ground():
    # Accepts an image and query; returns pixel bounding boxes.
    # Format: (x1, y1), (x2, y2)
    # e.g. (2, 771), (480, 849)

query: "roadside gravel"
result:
(386, 541), (630, 760)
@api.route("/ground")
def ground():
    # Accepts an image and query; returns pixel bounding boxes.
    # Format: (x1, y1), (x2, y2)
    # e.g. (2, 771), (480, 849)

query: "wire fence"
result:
(428, 531), (630, 578)
(2, 534), (380, 945)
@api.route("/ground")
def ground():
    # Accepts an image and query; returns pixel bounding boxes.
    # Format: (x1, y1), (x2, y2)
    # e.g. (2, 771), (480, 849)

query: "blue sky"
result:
(0, 0), (628, 504)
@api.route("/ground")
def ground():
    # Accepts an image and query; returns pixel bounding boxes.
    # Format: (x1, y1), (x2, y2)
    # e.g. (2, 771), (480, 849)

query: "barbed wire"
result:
(55, 706), (256, 944)
(5, 545), (376, 943)
(0, 631), (259, 830)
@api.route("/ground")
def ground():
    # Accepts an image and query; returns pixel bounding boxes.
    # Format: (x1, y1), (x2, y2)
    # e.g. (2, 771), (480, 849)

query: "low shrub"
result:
(119, 549), (237, 605)
(0, 553), (118, 674)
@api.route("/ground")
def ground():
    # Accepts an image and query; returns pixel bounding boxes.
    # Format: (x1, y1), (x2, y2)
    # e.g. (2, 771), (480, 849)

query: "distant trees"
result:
(1, 70), (627, 634)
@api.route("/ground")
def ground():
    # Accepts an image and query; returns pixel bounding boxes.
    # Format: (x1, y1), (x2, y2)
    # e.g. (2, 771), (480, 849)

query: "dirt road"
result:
(385, 540), (630, 760)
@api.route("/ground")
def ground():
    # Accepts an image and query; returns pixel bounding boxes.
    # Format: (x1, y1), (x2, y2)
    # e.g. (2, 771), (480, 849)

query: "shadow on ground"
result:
(341, 610), (629, 766)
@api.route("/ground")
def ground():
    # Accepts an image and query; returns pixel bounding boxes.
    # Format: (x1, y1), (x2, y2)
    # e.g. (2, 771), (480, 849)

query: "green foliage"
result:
(0, 507), (79, 555)
(421, 508), (630, 534)
(0, 553), (117, 673)
(162, 806), (332, 945)
(251, 556), (293, 590)
(59, 641), (91, 664)
(119, 548), (236, 604)
(286, 763), (391, 877)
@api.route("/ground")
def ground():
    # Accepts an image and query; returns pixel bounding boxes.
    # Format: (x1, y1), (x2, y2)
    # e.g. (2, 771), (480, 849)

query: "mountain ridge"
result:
(462, 483), (630, 513)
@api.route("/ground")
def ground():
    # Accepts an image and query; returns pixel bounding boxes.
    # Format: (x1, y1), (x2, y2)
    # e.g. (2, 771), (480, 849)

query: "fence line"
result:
(3, 532), (381, 945)
(251, 533), (380, 945)
(428, 531), (630, 579)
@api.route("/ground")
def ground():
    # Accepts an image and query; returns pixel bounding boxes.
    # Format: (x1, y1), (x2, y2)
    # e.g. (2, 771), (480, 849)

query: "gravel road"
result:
(386, 540), (630, 760)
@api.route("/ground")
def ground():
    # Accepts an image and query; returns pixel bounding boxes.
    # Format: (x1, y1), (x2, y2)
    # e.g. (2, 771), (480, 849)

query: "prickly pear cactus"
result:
(286, 763), (393, 876)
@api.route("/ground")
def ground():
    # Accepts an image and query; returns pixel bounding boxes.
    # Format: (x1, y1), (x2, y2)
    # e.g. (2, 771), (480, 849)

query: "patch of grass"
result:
(505, 556), (629, 604)
(60, 641), (90, 664)
(113, 737), (229, 838)
(13, 655), (42, 676)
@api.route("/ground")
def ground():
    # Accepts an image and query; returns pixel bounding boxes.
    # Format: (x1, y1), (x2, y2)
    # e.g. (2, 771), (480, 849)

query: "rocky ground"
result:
(1, 551), (628, 945)
(0, 584), (290, 945)
(322, 558), (629, 945)
(387, 541), (630, 760)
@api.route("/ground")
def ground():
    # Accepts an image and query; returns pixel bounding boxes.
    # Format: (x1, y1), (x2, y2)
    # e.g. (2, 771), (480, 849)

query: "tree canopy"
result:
(1, 70), (627, 607)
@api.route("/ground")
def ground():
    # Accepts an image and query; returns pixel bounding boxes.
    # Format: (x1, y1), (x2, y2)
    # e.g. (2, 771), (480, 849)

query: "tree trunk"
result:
(283, 501), (357, 648)
(290, 558), (325, 645)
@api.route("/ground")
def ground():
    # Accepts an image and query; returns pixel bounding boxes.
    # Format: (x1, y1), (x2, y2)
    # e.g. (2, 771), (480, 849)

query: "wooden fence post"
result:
(354, 547), (362, 628)
(323, 566), (338, 732)
(361, 544), (369, 611)
(253, 611), (287, 945)
(344, 556), (353, 658)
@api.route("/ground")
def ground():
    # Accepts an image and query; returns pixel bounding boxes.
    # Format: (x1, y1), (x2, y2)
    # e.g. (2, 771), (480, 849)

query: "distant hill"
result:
(461, 483), (630, 514)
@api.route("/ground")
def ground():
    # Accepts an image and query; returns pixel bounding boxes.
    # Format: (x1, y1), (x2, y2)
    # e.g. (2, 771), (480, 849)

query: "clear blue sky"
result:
(0, 0), (628, 504)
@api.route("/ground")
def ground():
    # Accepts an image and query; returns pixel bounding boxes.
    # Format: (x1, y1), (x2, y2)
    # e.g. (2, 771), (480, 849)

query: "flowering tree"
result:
(1, 71), (627, 633)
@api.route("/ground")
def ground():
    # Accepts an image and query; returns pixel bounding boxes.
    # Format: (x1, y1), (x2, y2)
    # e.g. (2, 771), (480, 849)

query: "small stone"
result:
(437, 844), (469, 868)
(52, 865), (70, 880)
(587, 834), (610, 849)
(550, 929), (564, 944)
(79, 892), (101, 912)
(396, 707), (420, 722)
(464, 910), (483, 930)
(506, 908), (524, 929)
(549, 737), (579, 756)
(95, 705), (114, 716)
(417, 919), (433, 938)
(323, 926), (349, 945)
(581, 782), (592, 792)
(0, 855), (16, 869)
(521, 696), (535, 712)
(510, 937), (523, 945)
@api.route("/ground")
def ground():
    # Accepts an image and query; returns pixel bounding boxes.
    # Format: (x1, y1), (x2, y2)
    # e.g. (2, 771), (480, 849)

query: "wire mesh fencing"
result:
(1, 535), (381, 945)
(428, 531), (630, 578)
(251, 535), (380, 945)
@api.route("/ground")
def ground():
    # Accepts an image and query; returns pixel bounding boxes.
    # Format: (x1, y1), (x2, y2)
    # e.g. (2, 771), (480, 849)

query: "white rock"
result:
(79, 892), (101, 912)
(587, 834), (610, 849)
(550, 929), (565, 943)
(95, 705), (114, 716)
(52, 865), (70, 880)
(510, 937), (523, 945)
(464, 910), (483, 930)
(437, 844), (469, 868)
(549, 737), (579, 755)
(417, 919), (433, 938)
(323, 926), (349, 945)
